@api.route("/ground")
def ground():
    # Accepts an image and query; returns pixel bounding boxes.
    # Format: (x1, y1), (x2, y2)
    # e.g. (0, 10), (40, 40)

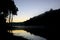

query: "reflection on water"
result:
(11, 30), (47, 40)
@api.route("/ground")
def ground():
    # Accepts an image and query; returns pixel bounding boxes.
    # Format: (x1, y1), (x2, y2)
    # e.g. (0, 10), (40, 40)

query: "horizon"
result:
(12, 0), (60, 22)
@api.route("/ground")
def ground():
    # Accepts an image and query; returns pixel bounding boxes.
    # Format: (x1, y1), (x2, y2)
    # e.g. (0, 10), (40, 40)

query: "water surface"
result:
(11, 30), (47, 40)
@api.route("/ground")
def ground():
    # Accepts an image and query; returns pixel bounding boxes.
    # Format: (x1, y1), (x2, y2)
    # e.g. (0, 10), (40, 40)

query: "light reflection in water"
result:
(10, 30), (47, 40)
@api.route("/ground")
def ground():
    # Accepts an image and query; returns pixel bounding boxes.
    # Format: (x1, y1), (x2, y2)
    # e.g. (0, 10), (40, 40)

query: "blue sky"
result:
(13, 0), (60, 22)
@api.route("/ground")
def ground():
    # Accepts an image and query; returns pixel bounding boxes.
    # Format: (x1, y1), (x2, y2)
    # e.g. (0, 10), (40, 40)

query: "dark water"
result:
(11, 26), (47, 40)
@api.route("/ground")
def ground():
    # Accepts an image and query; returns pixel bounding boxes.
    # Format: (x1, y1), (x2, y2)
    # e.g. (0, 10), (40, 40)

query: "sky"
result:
(13, 0), (60, 22)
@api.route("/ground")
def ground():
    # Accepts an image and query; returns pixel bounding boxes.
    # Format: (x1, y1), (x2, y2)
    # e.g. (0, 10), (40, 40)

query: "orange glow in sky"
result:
(13, 16), (30, 22)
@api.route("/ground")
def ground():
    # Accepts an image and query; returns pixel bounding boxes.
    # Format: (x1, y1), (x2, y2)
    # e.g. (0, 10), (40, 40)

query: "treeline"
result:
(23, 9), (60, 26)
(23, 9), (60, 28)
(10, 22), (24, 26)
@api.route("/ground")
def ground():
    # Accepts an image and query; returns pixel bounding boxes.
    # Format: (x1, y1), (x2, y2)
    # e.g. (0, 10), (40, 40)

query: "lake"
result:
(10, 26), (47, 40)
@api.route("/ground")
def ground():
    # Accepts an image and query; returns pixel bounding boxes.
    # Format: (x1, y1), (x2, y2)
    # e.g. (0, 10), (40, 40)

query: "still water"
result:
(11, 30), (47, 40)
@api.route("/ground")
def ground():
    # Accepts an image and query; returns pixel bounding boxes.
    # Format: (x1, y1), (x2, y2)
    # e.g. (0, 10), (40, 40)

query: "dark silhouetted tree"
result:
(0, 0), (19, 40)
(0, 0), (18, 23)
